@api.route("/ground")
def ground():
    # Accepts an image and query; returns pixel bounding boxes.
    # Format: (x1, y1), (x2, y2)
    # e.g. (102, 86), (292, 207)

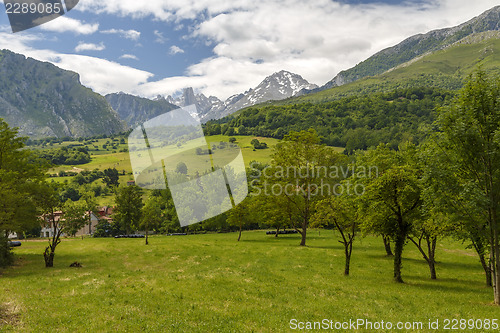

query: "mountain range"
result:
(0, 5), (499, 138)
(164, 70), (318, 122)
(299, 5), (500, 95)
(105, 92), (178, 129)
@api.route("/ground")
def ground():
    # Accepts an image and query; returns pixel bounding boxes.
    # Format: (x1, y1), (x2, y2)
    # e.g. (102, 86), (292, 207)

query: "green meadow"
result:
(41, 135), (287, 207)
(0, 232), (496, 332)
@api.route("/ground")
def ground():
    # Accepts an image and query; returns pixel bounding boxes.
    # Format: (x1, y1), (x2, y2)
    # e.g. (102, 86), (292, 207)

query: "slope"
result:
(0, 50), (127, 138)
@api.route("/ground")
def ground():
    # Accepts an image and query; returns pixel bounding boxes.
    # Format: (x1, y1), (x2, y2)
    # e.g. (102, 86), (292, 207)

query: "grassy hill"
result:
(0, 232), (496, 332)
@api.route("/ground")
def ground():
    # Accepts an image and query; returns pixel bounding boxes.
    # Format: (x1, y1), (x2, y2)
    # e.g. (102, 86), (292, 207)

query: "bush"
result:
(94, 220), (123, 237)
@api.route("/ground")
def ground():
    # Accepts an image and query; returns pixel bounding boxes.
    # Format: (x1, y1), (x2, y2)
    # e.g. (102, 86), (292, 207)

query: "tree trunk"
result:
(145, 228), (149, 245)
(344, 241), (353, 276)
(428, 236), (437, 280)
(383, 235), (393, 256)
(44, 211), (59, 268)
(479, 252), (492, 287)
(44, 246), (54, 268)
(393, 232), (405, 283)
(492, 217), (500, 305)
(237, 223), (242, 241)
(344, 252), (350, 276)
(472, 237), (492, 287)
(275, 226), (279, 238)
(299, 225), (307, 246)
(410, 234), (438, 280)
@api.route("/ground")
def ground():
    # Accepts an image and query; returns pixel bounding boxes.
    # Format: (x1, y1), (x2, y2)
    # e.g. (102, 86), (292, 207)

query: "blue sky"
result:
(0, 0), (497, 100)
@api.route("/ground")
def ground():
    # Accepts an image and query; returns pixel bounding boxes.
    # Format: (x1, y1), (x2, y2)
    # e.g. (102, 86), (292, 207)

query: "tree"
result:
(355, 144), (398, 256)
(0, 119), (48, 265)
(114, 185), (144, 235)
(365, 165), (422, 283)
(270, 129), (346, 246)
(313, 194), (360, 275)
(80, 191), (98, 235)
(39, 184), (64, 268)
(228, 137), (237, 143)
(62, 200), (88, 237)
(175, 162), (188, 175)
(421, 139), (492, 284)
(435, 70), (500, 303)
(151, 189), (180, 234)
(253, 194), (293, 237)
(0, 234), (13, 268)
(103, 168), (120, 187)
(407, 213), (446, 280)
(227, 198), (254, 241)
(141, 196), (164, 245)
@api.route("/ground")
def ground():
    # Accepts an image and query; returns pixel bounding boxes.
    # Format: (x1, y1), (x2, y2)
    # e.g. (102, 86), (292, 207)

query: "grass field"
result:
(0, 232), (497, 332)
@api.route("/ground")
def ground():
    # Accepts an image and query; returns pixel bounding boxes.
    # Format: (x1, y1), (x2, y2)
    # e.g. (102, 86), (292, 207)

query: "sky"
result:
(0, 0), (498, 100)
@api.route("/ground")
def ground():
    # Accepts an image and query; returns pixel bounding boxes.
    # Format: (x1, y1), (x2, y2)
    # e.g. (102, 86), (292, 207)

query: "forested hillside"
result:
(204, 87), (454, 152)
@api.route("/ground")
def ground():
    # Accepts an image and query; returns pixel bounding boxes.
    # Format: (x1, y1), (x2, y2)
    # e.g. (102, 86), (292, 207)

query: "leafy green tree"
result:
(228, 137), (237, 143)
(422, 139), (492, 285)
(39, 183), (64, 268)
(60, 185), (81, 202)
(355, 144), (397, 256)
(313, 194), (361, 275)
(435, 70), (500, 303)
(63, 200), (88, 237)
(408, 213), (447, 280)
(114, 185), (144, 235)
(365, 165), (422, 283)
(0, 119), (48, 265)
(227, 198), (254, 241)
(103, 168), (120, 187)
(0, 234), (13, 268)
(270, 129), (346, 246)
(253, 194), (293, 237)
(175, 162), (188, 175)
(141, 196), (164, 245)
(80, 190), (98, 235)
(152, 189), (180, 234)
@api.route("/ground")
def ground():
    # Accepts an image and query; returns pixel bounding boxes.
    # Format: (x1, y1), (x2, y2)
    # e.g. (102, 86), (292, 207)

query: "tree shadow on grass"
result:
(5, 252), (97, 277)
(307, 244), (344, 250)
(238, 238), (300, 245)
(403, 277), (487, 294)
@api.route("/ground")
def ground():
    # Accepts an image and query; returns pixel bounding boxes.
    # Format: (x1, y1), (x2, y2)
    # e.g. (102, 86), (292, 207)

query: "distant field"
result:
(40, 135), (343, 206)
(45, 135), (281, 175)
(0, 232), (496, 332)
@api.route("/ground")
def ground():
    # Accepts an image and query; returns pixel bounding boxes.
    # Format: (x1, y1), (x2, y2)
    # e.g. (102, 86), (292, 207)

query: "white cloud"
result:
(75, 42), (106, 52)
(72, 0), (500, 99)
(101, 29), (141, 41)
(0, 32), (153, 95)
(53, 54), (152, 94)
(169, 45), (185, 55)
(39, 16), (98, 34)
(1, 0), (499, 100)
(154, 30), (167, 44)
(119, 54), (139, 60)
